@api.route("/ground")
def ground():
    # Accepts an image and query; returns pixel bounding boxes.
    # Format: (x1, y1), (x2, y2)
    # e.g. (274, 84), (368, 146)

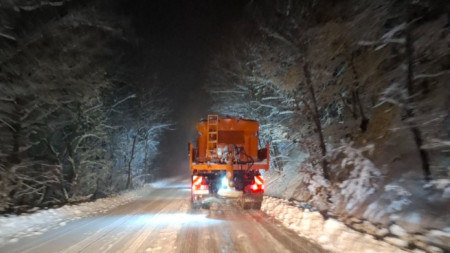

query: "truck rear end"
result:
(188, 115), (269, 209)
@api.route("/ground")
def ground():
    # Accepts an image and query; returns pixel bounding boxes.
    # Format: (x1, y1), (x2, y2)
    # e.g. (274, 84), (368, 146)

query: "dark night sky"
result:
(119, 0), (249, 177)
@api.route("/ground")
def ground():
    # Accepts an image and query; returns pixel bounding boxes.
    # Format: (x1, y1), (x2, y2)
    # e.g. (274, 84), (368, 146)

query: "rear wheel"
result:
(253, 194), (263, 210)
(252, 200), (262, 210)
(201, 202), (210, 209)
(191, 194), (201, 210)
(191, 201), (201, 210)
(240, 196), (252, 209)
(241, 200), (252, 209)
(240, 193), (263, 210)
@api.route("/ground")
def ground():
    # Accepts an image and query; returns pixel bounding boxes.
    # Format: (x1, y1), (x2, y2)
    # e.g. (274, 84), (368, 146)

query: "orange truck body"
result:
(188, 115), (269, 173)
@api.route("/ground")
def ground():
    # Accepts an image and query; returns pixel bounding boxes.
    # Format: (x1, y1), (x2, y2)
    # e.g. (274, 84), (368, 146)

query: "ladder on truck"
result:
(206, 114), (218, 158)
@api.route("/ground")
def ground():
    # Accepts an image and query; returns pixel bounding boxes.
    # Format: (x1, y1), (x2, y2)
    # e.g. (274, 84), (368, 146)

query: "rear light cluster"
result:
(192, 184), (208, 191)
(251, 175), (264, 192)
(251, 183), (264, 191)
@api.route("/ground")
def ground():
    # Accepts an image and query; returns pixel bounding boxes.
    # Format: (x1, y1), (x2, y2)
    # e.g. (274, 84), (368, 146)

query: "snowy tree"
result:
(329, 141), (381, 212)
(112, 88), (170, 189)
(0, 2), (171, 212)
(206, 25), (301, 173)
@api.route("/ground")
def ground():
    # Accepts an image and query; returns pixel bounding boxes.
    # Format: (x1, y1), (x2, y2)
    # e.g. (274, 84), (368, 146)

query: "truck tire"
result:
(191, 201), (200, 210)
(253, 194), (263, 209)
(201, 202), (210, 209)
(241, 197), (252, 210)
(242, 202), (252, 210)
(253, 201), (262, 210)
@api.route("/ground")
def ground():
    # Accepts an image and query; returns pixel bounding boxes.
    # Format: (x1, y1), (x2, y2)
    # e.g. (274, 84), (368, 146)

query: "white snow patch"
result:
(264, 149), (308, 198)
(404, 212), (421, 225)
(390, 224), (408, 237)
(0, 185), (152, 245)
(384, 184), (412, 213)
(384, 237), (409, 248)
(331, 142), (381, 212)
(424, 179), (450, 198)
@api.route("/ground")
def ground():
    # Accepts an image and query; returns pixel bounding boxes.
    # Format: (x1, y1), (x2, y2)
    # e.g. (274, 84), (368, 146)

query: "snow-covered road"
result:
(0, 182), (326, 253)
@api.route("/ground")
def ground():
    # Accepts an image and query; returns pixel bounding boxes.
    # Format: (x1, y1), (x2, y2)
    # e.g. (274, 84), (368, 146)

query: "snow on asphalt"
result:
(0, 181), (327, 253)
(0, 185), (152, 245)
(0, 179), (416, 253)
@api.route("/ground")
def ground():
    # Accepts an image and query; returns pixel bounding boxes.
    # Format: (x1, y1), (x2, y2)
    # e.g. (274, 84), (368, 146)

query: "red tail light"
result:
(251, 184), (258, 191)
(191, 176), (209, 194)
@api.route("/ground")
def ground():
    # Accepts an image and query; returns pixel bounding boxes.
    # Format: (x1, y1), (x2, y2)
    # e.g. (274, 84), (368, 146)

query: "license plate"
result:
(193, 190), (209, 195)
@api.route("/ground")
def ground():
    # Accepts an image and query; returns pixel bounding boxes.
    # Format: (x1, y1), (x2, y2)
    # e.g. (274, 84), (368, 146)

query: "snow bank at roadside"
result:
(0, 185), (152, 245)
(261, 196), (448, 253)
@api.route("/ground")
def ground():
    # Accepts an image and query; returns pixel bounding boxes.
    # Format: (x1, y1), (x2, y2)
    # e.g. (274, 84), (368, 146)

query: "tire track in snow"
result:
(16, 200), (151, 253)
(58, 189), (173, 253)
(248, 210), (327, 253)
(121, 195), (188, 252)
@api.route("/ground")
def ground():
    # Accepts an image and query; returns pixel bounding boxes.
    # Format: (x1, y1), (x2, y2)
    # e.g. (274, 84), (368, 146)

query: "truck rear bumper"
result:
(217, 188), (243, 198)
(192, 190), (209, 195)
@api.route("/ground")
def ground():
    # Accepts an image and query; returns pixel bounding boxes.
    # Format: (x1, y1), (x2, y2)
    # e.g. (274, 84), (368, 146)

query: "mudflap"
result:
(200, 195), (241, 211)
(191, 194), (206, 209)
(193, 192), (263, 210)
(191, 200), (210, 210)
(241, 193), (263, 210)
(191, 201), (201, 210)
(201, 202), (211, 209)
(191, 195), (220, 210)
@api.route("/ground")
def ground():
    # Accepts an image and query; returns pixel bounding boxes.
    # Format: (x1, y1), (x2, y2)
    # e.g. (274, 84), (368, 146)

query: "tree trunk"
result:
(354, 90), (369, 132)
(338, 93), (357, 119)
(67, 104), (82, 198)
(126, 134), (138, 189)
(67, 140), (80, 198)
(447, 3), (450, 138)
(272, 143), (283, 174)
(350, 55), (369, 132)
(405, 6), (431, 181)
(45, 139), (68, 202)
(303, 63), (329, 180)
(2, 108), (22, 211)
(143, 136), (149, 182)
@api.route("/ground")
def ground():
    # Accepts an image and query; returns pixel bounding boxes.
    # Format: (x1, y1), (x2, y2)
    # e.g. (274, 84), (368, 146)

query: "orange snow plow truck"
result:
(188, 115), (269, 209)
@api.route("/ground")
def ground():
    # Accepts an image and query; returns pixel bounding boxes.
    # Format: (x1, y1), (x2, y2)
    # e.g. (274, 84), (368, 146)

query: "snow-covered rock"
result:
(323, 218), (347, 238)
(376, 228), (389, 237)
(396, 212), (423, 233)
(426, 230), (450, 247)
(389, 224), (408, 238)
(262, 196), (410, 253)
(384, 237), (409, 248)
